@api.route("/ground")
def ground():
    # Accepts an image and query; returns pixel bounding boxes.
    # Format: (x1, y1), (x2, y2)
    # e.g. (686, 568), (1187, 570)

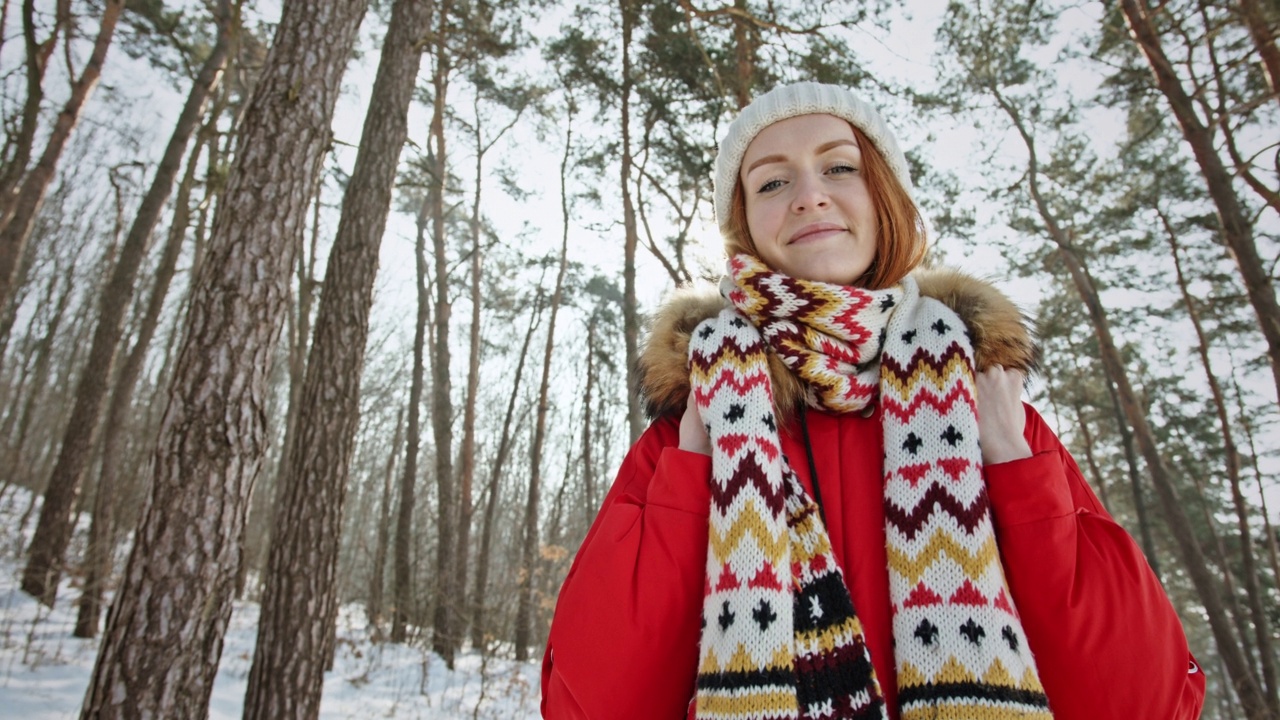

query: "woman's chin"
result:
(785, 263), (867, 287)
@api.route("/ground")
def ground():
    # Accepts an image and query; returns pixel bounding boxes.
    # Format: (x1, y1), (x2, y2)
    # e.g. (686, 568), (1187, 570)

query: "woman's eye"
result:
(758, 179), (784, 193)
(829, 164), (857, 175)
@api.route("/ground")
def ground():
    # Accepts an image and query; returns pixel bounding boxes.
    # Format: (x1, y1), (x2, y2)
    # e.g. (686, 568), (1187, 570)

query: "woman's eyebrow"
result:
(745, 154), (786, 174)
(816, 138), (859, 154)
(744, 139), (860, 175)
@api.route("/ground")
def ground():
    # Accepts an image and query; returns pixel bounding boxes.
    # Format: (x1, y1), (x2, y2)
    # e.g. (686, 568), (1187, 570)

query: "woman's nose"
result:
(790, 173), (829, 212)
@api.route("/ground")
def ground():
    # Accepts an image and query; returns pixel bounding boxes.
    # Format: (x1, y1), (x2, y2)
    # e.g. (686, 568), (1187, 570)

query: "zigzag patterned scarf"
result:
(689, 254), (1052, 720)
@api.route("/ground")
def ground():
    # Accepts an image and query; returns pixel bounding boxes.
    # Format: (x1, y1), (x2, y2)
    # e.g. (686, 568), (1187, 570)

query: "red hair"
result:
(725, 124), (926, 289)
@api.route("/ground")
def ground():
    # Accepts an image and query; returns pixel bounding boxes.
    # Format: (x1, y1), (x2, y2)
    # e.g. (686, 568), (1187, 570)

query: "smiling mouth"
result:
(789, 223), (846, 244)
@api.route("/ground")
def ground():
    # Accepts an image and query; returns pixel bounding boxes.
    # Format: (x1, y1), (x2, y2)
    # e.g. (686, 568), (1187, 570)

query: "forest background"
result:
(0, 0), (1277, 717)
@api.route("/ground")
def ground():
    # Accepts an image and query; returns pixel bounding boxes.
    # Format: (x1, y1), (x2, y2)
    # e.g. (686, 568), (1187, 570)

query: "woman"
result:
(541, 82), (1205, 720)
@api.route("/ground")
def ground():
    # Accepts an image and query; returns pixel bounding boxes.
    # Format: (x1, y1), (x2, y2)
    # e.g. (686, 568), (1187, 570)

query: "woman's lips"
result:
(788, 222), (846, 244)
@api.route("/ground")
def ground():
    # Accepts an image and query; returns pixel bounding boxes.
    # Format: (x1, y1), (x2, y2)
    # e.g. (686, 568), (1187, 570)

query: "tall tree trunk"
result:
(1116, 0), (1280, 405)
(0, 0), (123, 319)
(79, 2), (367, 717)
(73, 112), (218, 639)
(237, 164), (325, 600)
(580, 311), (598, 524)
(241, 1), (427, 714)
(393, 172), (432, 645)
(369, 406), (405, 633)
(449, 80), (526, 651)
(619, 0), (643, 443)
(514, 108), (574, 662)
(427, 1), (458, 664)
(22, 0), (233, 607)
(471, 295), (540, 651)
(1165, 221), (1279, 712)
(454, 92), (486, 652)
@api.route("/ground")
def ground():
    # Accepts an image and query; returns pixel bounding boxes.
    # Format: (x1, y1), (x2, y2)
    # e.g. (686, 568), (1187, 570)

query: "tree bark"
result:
(237, 164), (324, 600)
(454, 90), (486, 652)
(241, 1), (427, 714)
(78, 1), (367, 717)
(427, 1), (459, 664)
(514, 107), (574, 662)
(1117, 0), (1280, 406)
(393, 170), (432, 645)
(0, 0), (123, 318)
(73, 110), (219, 639)
(22, 0), (233, 608)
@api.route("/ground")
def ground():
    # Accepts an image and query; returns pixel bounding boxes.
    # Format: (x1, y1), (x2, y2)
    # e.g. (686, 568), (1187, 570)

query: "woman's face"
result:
(739, 114), (877, 286)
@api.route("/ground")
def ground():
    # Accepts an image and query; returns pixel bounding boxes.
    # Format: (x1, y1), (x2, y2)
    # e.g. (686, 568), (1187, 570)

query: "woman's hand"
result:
(679, 393), (713, 456)
(975, 365), (1033, 465)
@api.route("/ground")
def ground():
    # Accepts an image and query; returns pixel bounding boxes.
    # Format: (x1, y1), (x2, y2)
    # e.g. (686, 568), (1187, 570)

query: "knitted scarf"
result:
(689, 254), (1053, 720)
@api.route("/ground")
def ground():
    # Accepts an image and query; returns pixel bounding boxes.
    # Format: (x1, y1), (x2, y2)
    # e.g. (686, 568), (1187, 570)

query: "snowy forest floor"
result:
(0, 489), (542, 718)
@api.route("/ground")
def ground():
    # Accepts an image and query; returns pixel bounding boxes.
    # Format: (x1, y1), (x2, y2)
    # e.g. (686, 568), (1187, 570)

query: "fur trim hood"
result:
(636, 267), (1040, 418)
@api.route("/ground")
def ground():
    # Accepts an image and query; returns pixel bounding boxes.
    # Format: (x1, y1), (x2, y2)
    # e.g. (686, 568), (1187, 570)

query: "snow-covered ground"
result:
(0, 489), (541, 719)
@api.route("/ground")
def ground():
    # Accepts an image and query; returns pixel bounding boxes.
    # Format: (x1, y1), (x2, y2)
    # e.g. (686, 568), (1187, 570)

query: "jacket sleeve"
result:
(541, 415), (712, 720)
(985, 404), (1207, 720)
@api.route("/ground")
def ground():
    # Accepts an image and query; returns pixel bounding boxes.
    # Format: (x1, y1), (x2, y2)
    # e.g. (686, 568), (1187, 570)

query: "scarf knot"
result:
(723, 255), (901, 415)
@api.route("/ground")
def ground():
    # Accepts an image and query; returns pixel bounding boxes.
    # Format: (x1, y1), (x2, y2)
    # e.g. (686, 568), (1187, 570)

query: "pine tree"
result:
(79, 1), (369, 716)
(242, 0), (429, 715)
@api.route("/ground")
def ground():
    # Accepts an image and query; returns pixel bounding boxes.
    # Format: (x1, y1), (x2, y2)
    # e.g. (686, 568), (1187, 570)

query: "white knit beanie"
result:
(713, 82), (913, 238)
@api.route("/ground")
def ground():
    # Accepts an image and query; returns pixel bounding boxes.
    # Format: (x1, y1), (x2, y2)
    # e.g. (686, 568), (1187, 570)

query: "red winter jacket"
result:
(541, 404), (1205, 720)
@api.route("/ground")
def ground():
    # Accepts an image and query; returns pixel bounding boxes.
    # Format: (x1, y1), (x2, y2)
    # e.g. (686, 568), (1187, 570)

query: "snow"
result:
(0, 489), (541, 719)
